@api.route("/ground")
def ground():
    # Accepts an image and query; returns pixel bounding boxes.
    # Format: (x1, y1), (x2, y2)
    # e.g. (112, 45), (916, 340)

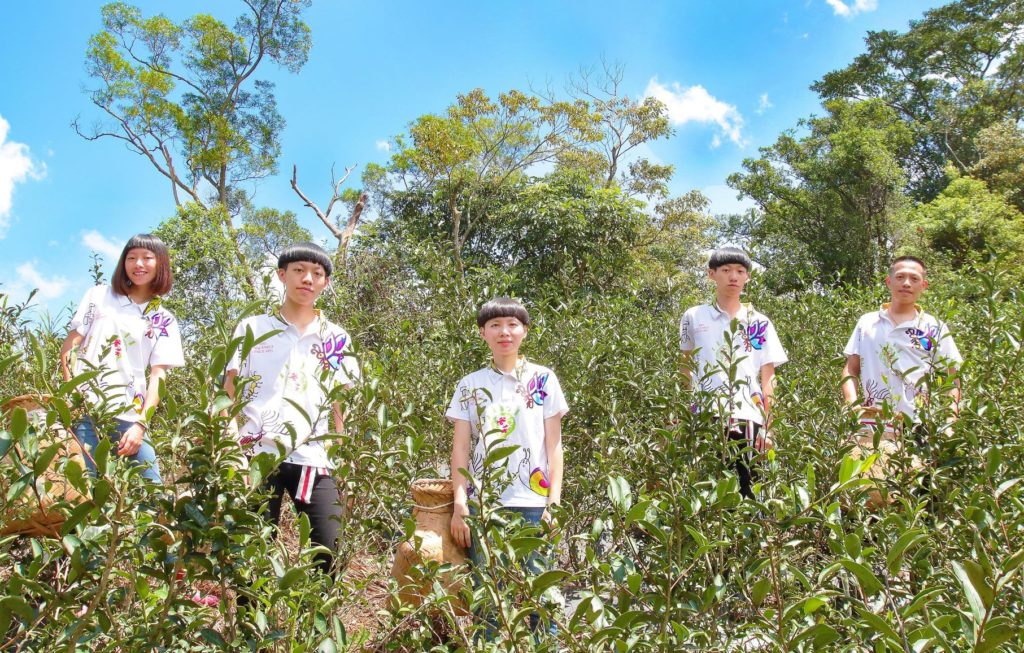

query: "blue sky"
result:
(0, 0), (942, 318)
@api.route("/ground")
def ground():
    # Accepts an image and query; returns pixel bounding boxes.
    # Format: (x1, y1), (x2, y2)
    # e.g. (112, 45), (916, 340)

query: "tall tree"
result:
(75, 1), (313, 299)
(366, 88), (595, 275)
(813, 0), (1024, 200)
(728, 99), (913, 287)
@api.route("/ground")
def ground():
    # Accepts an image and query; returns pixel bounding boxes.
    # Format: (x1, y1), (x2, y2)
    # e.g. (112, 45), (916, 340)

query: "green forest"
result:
(3, 0), (1024, 650)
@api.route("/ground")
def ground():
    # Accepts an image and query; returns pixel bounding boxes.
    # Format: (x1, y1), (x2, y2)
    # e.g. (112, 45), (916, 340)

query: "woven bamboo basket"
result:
(391, 478), (468, 613)
(849, 408), (923, 511)
(0, 395), (86, 537)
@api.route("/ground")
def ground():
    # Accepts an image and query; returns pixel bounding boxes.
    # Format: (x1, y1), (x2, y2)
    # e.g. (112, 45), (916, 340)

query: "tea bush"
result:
(1, 264), (1022, 651)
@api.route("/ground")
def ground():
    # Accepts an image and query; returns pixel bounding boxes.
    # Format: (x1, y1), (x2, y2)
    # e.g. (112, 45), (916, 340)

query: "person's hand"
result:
(755, 429), (774, 453)
(118, 423), (146, 456)
(542, 505), (559, 531)
(451, 502), (471, 549)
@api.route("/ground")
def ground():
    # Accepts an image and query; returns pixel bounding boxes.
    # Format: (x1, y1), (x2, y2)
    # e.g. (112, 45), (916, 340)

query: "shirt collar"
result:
(490, 355), (527, 379)
(709, 301), (754, 320)
(273, 306), (323, 336)
(879, 302), (922, 326)
(116, 291), (160, 314)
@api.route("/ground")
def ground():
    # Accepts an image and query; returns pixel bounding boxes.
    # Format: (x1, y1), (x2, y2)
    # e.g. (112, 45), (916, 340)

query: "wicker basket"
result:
(390, 478), (468, 612)
(0, 395), (86, 537)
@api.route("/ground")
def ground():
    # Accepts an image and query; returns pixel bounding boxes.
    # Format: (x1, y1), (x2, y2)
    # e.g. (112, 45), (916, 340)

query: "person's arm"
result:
(542, 414), (564, 525)
(59, 331), (84, 382)
(757, 363), (776, 452)
(118, 365), (169, 456)
(841, 355), (861, 407)
(450, 419), (472, 549)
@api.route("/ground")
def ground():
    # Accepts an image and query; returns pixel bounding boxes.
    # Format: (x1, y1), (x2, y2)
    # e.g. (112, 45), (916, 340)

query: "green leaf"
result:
(9, 407), (28, 439)
(976, 619), (1014, 653)
(33, 442), (62, 478)
(280, 567), (305, 589)
(607, 475), (632, 511)
(483, 444), (521, 468)
(952, 560), (993, 625)
(199, 628), (227, 647)
(887, 528), (927, 576)
(854, 608), (902, 645)
(840, 559), (882, 596)
(530, 570), (570, 597)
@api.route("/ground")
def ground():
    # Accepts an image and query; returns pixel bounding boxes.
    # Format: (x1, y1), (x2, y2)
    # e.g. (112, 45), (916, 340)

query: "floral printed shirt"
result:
(844, 304), (962, 422)
(69, 284), (184, 422)
(446, 358), (569, 508)
(679, 303), (788, 425)
(228, 311), (358, 468)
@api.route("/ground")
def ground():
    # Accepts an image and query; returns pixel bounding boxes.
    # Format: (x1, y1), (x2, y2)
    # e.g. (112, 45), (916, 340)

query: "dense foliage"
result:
(4, 0), (1024, 649)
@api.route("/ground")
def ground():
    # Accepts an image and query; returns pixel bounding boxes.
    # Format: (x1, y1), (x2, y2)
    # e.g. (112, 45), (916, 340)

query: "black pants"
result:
(724, 420), (760, 499)
(262, 462), (344, 576)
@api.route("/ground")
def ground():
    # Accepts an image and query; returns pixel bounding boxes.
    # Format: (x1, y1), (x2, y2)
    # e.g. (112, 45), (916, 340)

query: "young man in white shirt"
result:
(679, 247), (788, 498)
(842, 255), (962, 434)
(226, 243), (358, 576)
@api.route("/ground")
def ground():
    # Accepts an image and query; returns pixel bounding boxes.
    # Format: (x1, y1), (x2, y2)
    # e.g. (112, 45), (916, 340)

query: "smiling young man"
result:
(842, 255), (962, 428)
(679, 247), (788, 498)
(225, 242), (358, 576)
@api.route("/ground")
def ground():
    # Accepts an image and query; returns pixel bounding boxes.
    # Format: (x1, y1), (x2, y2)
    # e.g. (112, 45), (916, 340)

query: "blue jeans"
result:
(469, 505), (558, 638)
(74, 417), (162, 483)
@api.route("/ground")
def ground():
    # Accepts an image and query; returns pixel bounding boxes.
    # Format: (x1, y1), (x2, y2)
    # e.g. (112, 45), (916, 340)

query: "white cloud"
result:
(375, 139), (391, 152)
(825, 0), (878, 17)
(643, 79), (746, 147)
(756, 93), (774, 115)
(15, 261), (69, 300)
(0, 114), (46, 238)
(82, 229), (123, 261)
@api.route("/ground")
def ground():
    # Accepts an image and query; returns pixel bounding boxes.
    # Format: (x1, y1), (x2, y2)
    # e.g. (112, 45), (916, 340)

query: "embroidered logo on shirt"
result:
(906, 326), (938, 352)
(517, 371), (549, 408)
(312, 333), (347, 372)
(529, 467), (550, 496)
(744, 320), (768, 351)
(146, 312), (172, 339)
(484, 405), (517, 435)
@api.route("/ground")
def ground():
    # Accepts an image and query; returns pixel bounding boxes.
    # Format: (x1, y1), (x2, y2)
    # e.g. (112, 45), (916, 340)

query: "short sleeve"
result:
(68, 285), (101, 336)
(445, 378), (473, 423)
(843, 321), (862, 358)
(541, 371), (569, 419)
(226, 321), (248, 373)
(149, 313), (185, 368)
(761, 320), (788, 367)
(936, 321), (963, 366)
(679, 311), (695, 351)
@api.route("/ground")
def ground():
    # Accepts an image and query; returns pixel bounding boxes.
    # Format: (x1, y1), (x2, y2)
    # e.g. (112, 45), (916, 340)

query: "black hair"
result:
(708, 246), (752, 272)
(476, 297), (530, 328)
(111, 233), (173, 296)
(278, 242), (333, 278)
(890, 255), (926, 274)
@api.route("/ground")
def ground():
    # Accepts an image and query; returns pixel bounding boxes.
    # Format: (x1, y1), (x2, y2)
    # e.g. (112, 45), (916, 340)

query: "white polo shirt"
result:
(69, 284), (185, 422)
(679, 303), (788, 424)
(844, 304), (962, 421)
(228, 311), (359, 468)
(446, 358), (569, 508)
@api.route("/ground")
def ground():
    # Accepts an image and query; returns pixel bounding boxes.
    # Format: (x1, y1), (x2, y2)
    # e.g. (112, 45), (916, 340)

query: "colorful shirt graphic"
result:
(844, 305), (962, 421)
(679, 303), (788, 425)
(69, 285), (184, 422)
(228, 312), (359, 468)
(446, 359), (569, 508)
